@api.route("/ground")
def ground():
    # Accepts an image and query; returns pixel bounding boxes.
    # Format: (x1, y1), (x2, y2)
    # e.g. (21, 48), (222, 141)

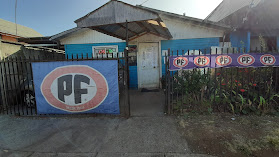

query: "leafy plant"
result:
(170, 66), (279, 115)
(259, 34), (267, 51)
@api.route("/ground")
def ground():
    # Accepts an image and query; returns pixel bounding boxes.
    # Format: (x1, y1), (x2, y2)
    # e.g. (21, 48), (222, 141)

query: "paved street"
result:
(0, 91), (215, 157)
(0, 115), (213, 157)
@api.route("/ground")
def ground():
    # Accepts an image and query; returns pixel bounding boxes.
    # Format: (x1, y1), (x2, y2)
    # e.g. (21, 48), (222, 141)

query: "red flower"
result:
(235, 80), (238, 83)
(253, 83), (257, 86)
(240, 89), (245, 92)
(222, 83), (226, 85)
(239, 70), (242, 72)
(238, 84), (242, 86)
(217, 73), (221, 76)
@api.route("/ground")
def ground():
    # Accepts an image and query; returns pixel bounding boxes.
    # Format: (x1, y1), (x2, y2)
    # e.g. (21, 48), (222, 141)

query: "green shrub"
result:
(170, 67), (279, 115)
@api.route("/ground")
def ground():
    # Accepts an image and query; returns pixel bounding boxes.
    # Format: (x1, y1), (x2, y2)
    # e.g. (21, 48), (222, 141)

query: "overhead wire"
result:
(140, 0), (150, 6)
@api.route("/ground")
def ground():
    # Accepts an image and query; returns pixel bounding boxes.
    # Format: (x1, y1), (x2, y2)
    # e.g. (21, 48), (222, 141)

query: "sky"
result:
(0, 0), (222, 36)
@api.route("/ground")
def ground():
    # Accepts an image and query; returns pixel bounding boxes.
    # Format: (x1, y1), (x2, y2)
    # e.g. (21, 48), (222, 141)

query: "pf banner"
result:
(32, 60), (120, 114)
(169, 53), (278, 71)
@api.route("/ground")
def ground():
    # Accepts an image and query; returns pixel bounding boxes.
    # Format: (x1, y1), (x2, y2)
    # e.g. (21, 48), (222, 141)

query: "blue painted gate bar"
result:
(169, 53), (279, 71)
(32, 60), (120, 114)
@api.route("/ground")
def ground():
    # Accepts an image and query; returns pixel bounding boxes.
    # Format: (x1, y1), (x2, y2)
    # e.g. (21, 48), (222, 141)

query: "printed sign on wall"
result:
(169, 53), (279, 71)
(32, 60), (119, 114)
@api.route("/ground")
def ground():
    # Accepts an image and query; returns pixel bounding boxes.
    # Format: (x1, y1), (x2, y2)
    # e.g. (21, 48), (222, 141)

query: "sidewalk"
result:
(0, 115), (213, 157)
(0, 151), (214, 157)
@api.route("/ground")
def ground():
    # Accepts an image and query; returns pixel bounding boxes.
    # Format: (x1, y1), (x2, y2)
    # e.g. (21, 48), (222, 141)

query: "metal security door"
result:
(138, 43), (160, 88)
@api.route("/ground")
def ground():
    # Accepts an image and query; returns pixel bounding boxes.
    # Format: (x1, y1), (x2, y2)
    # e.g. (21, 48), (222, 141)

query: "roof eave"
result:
(137, 5), (231, 30)
(49, 27), (83, 41)
(75, 0), (159, 24)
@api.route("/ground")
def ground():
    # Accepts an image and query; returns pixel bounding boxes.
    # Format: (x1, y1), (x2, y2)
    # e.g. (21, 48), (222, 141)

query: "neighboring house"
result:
(49, 0), (229, 89)
(205, 0), (279, 52)
(0, 18), (43, 58)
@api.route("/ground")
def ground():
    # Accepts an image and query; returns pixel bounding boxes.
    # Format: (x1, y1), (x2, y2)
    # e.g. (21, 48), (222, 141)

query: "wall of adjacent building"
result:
(0, 34), (21, 58)
(230, 31), (248, 50)
(0, 42), (21, 58)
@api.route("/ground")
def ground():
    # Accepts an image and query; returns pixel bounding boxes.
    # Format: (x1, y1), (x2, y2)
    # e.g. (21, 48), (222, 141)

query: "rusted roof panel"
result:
(76, 1), (159, 28)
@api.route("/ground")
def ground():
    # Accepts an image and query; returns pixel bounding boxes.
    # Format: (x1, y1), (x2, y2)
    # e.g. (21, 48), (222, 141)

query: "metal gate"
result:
(165, 48), (279, 115)
(0, 52), (130, 116)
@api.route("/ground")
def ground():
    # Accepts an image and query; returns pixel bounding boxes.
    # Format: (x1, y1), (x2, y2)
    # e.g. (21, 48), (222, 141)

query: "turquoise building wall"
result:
(161, 38), (220, 76)
(230, 31), (251, 52)
(64, 37), (220, 88)
(65, 42), (138, 88)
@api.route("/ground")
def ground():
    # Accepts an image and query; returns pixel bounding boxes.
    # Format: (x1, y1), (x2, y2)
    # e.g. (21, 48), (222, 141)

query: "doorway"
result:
(137, 42), (160, 89)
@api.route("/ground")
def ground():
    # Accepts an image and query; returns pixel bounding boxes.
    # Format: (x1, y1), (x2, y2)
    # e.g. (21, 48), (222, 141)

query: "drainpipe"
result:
(247, 31), (251, 52)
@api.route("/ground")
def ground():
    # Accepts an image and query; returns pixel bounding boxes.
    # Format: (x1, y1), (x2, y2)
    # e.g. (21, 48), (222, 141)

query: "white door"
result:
(138, 43), (160, 88)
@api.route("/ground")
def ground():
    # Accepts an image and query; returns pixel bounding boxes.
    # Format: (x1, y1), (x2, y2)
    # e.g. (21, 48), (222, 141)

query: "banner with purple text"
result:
(169, 53), (278, 71)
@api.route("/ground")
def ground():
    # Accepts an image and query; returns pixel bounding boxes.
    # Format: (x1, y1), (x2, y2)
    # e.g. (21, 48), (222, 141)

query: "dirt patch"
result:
(177, 113), (279, 157)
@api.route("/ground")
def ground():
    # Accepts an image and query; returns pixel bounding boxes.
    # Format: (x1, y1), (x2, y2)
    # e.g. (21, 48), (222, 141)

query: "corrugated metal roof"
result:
(205, 0), (262, 22)
(205, 0), (279, 35)
(49, 27), (84, 41)
(138, 5), (230, 29)
(236, 0), (279, 35)
(51, 1), (229, 41)
(0, 18), (43, 37)
(73, 0), (173, 40)
(75, 1), (159, 27)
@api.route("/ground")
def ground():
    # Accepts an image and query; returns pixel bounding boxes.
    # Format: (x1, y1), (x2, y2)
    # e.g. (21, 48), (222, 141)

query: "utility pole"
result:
(15, 0), (18, 36)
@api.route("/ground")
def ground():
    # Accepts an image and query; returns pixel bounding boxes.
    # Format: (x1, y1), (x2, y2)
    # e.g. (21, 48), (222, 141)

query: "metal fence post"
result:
(124, 20), (130, 117)
(167, 49), (171, 114)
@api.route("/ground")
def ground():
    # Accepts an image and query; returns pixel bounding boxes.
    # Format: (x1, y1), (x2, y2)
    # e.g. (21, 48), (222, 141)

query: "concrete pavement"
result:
(0, 115), (213, 157)
(0, 151), (214, 157)
(0, 90), (214, 157)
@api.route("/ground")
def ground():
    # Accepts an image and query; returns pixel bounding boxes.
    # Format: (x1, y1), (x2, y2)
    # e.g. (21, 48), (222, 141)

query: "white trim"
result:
(130, 33), (164, 89)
